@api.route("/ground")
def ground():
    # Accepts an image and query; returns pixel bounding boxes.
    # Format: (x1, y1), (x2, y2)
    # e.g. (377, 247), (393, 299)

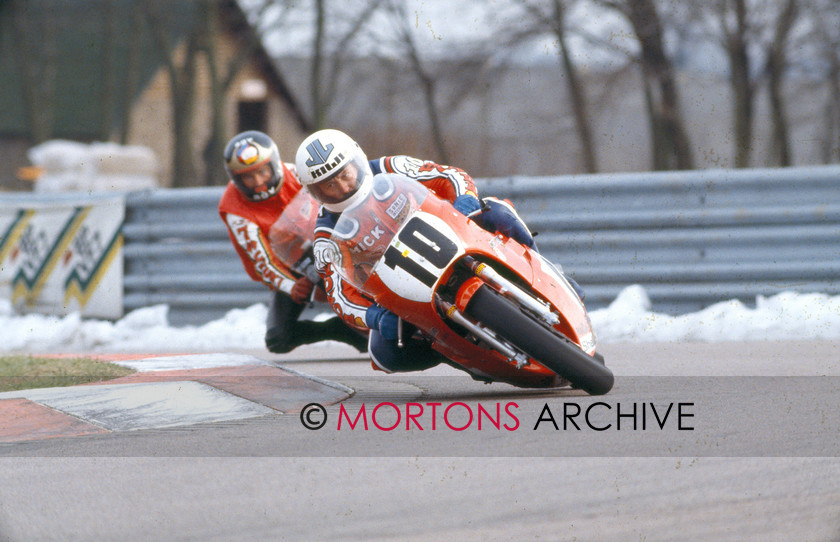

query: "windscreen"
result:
(329, 173), (429, 292)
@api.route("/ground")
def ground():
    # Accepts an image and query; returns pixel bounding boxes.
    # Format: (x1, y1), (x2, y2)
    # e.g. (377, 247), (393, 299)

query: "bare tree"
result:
(509, 0), (599, 173)
(200, 0), (289, 185)
(144, 0), (202, 187)
(598, 0), (694, 170)
(689, 0), (806, 167)
(144, 0), (292, 186)
(807, 0), (840, 163)
(307, 0), (386, 129)
(721, 0), (754, 168)
(200, 1), (229, 186)
(365, 0), (518, 166)
(381, 0), (451, 163)
(764, 0), (798, 166)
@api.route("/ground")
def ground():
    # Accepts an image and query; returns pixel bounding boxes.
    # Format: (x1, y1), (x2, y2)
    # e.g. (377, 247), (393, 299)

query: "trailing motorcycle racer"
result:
(295, 129), (541, 372)
(218, 130), (367, 354)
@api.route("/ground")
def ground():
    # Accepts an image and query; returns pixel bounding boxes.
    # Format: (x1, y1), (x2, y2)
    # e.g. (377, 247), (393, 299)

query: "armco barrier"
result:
(4, 165), (839, 324)
(122, 187), (264, 325)
(481, 165), (840, 314)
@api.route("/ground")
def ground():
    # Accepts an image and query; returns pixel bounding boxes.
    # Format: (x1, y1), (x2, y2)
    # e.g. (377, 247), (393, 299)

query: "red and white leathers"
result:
(218, 162), (302, 293)
(312, 156), (478, 332)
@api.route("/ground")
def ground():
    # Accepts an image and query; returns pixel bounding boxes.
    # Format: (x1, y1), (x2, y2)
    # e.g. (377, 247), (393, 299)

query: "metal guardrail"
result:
(8, 165), (836, 325)
(122, 187), (266, 325)
(481, 164), (840, 314)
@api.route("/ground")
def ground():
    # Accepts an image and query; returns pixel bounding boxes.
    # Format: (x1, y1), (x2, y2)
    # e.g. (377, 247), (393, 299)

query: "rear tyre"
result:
(464, 285), (614, 395)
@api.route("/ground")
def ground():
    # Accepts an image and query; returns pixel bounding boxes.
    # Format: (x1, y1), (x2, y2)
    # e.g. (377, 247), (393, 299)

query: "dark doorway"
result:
(238, 101), (267, 133)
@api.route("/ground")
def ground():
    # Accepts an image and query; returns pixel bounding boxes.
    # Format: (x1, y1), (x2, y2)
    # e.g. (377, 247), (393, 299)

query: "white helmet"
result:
(295, 129), (373, 213)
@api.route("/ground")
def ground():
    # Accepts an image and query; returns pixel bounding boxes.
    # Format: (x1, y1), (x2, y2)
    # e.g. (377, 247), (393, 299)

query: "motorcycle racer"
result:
(295, 129), (537, 372)
(218, 130), (367, 353)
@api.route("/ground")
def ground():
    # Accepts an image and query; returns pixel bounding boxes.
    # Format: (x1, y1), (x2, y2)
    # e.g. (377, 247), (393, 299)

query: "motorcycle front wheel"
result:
(464, 284), (614, 395)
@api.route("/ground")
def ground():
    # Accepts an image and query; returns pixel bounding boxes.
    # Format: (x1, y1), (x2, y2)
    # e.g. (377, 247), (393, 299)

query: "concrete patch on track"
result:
(0, 381), (274, 432)
(90, 364), (353, 413)
(0, 353), (354, 443)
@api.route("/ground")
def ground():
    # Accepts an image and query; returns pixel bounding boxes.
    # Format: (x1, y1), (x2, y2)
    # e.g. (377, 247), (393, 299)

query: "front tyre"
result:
(464, 285), (614, 395)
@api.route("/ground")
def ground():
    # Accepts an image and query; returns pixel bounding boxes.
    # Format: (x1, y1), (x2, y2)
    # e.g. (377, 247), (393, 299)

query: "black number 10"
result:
(383, 217), (458, 286)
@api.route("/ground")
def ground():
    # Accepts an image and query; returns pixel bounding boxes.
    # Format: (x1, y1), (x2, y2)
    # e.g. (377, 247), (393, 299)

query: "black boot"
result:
(319, 317), (369, 352)
(266, 318), (368, 353)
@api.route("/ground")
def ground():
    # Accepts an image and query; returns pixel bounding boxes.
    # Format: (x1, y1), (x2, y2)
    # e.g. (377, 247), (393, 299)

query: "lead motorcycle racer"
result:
(295, 129), (562, 374)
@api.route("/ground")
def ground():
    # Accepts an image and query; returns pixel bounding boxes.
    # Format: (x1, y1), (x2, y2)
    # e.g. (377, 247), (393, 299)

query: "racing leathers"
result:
(312, 155), (536, 372)
(219, 162), (367, 353)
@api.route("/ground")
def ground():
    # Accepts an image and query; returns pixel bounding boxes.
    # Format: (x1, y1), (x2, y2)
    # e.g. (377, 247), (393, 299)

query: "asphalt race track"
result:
(0, 340), (838, 541)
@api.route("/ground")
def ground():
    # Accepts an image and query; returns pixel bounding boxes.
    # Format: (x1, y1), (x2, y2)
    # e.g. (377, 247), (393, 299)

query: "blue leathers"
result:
(364, 304), (400, 341)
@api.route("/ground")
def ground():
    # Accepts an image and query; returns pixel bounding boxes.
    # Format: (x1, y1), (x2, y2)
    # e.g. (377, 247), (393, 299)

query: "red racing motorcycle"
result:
(328, 173), (613, 395)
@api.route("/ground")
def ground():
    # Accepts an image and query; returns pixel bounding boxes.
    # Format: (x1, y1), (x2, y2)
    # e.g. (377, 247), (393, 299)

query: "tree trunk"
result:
(419, 70), (450, 164)
(766, 52), (791, 166)
(765, 0), (798, 167)
(144, 1), (199, 187)
(726, 0), (754, 168)
(625, 0), (694, 170)
(388, 0), (450, 163)
(201, 1), (229, 186)
(171, 82), (198, 187)
(552, 0), (598, 173)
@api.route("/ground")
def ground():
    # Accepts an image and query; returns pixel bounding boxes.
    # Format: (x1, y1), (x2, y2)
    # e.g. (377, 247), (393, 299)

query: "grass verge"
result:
(0, 356), (136, 392)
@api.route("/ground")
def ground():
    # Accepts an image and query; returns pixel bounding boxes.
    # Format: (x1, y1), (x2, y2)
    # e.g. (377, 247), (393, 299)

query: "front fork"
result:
(393, 295), (526, 369)
(461, 255), (560, 327)
(432, 256), (570, 369)
(435, 295), (530, 369)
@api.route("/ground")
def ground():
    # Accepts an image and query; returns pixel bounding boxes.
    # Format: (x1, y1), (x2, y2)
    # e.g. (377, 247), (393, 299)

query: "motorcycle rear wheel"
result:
(464, 285), (614, 395)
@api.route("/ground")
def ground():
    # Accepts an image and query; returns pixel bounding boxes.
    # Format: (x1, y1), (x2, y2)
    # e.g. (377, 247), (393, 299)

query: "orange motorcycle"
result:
(329, 173), (614, 395)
